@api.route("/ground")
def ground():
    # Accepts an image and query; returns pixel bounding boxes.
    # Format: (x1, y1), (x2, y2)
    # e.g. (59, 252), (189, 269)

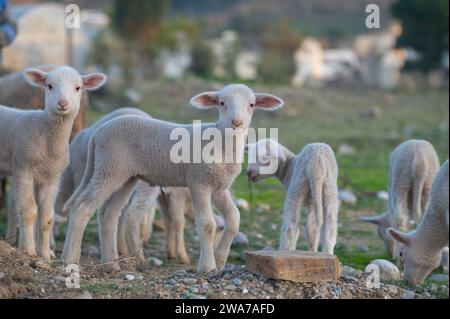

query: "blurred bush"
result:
(392, 0), (449, 71)
(258, 21), (302, 84)
(190, 40), (215, 78)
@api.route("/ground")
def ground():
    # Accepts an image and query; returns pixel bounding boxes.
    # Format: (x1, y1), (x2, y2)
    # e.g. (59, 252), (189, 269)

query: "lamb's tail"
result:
(63, 136), (96, 214)
(309, 172), (325, 231)
(55, 168), (75, 216)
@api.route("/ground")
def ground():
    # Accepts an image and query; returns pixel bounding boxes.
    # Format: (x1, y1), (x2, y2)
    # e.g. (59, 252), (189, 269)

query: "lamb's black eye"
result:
(48, 84), (53, 90)
(220, 101), (225, 106)
(250, 103), (255, 108)
(76, 87), (81, 92)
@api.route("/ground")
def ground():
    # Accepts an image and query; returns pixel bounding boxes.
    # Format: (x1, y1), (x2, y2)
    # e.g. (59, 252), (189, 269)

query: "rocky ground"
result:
(1, 240), (448, 299)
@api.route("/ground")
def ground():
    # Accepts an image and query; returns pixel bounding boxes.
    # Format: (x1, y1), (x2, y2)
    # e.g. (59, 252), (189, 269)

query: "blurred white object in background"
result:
(3, 2), (108, 72)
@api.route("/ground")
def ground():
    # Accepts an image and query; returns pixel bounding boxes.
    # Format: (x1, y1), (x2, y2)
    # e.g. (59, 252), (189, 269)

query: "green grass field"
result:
(1, 82), (448, 296)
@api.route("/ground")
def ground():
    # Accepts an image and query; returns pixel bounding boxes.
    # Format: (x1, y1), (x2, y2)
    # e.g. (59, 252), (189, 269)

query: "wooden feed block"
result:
(245, 250), (341, 283)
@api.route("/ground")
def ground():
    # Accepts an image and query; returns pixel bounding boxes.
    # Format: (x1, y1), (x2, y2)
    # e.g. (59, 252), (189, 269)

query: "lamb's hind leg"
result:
(62, 175), (128, 264)
(6, 191), (18, 246)
(279, 189), (304, 251)
(212, 189), (239, 270)
(168, 190), (190, 264)
(159, 194), (177, 261)
(321, 183), (339, 255)
(36, 183), (58, 260)
(117, 211), (129, 257)
(124, 184), (159, 262)
(97, 178), (138, 265)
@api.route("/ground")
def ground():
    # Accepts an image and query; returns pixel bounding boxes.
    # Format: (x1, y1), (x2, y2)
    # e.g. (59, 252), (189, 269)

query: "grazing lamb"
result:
(0, 67), (89, 207)
(246, 140), (339, 254)
(388, 160), (449, 285)
(62, 84), (284, 272)
(361, 140), (440, 258)
(0, 66), (106, 259)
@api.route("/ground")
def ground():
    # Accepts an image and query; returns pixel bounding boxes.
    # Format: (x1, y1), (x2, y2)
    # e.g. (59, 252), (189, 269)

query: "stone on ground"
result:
(246, 250), (341, 283)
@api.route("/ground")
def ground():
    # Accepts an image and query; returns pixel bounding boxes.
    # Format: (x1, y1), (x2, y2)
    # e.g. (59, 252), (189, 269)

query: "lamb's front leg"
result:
(279, 193), (304, 251)
(212, 189), (240, 270)
(13, 174), (37, 256)
(36, 183), (58, 260)
(191, 188), (217, 272)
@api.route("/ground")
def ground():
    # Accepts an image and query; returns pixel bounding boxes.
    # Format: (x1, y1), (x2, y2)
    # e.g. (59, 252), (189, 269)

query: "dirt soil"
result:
(1, 240), (446, 299)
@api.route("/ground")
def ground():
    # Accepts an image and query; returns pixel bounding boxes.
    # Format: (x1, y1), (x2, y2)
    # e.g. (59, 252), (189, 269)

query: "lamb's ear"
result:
(255, 93), (284, 110)
(24, 68), (48, 88)
(82, 73), (107, 91)
(189, 91), (219, 109)
(387, 228), (411, 246)
(360, 214), (385, 225)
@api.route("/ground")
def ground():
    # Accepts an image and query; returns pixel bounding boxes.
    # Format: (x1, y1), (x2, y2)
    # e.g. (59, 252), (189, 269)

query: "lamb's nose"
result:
(232, 119), (243, 128)
(58, 100), (69, 108)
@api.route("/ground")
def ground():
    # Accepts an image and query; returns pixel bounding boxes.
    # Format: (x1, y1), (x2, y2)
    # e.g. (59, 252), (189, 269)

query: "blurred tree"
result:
(258, 20), (302, 84)
(391, 0), (449, 71)
(111, 0), (169, 78)
(148, 16), (199, 56)
(112, 0), (169, 46)
(190, 41), (215, 78)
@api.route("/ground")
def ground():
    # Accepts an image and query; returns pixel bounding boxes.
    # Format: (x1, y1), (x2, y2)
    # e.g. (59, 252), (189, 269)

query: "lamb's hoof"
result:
(179, 256), (191, 265)
(22, 248), (37, 258)
(197, 264), (217, 273)
(97, 262), (121, 274)
(167, 253), (177, 261)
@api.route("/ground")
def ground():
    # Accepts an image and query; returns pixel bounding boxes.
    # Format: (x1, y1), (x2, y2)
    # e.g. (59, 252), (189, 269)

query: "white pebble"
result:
(377, 191), (389, 201)
(125, 274), (136, 281)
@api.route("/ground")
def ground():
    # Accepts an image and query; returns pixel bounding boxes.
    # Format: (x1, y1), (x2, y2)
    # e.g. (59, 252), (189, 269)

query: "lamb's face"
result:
(44, 67), (84, 116)
(388, 228), (441, 285)
(246, 139), (283, 182)
(399, 242), (441, 285)
(24, 66), (107, 117)
(189, 84), (284, 133)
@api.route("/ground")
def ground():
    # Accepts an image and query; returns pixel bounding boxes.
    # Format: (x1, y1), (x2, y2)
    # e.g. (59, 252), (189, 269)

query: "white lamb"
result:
(53, 108), (213, 266)
(62, 84), (284, 272)
(246, 140), (339, 254)
(388, 160), (449, 285)
(361, 139), (440, 258)
(0, 66), (106, 259)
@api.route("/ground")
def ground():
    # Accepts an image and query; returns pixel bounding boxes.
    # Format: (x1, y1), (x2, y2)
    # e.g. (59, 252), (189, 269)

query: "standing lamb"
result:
(0, 66), (106, 259)
(62, 84), (284, 272)
(361, 140), (440, 258)
(52, 107), (192, 264)
(246, 140), (339, 254)
(388, 160), (449, 285)
(0, 67), (90, 207)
